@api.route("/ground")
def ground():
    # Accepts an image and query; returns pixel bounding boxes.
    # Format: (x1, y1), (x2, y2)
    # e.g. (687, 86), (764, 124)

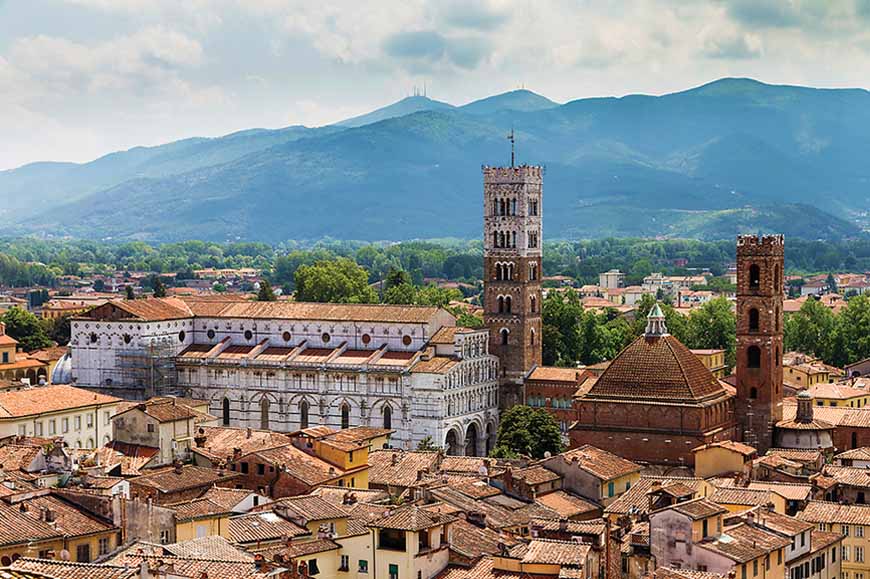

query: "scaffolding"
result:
(105, 341), (180, 400)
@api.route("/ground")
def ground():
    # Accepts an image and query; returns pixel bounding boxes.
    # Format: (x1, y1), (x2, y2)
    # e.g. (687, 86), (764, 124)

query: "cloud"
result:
(438, 1), (509, 30)
(384, 30), (446, 61)
(701, 27), (763, 59)
(383, 30), (491, 70)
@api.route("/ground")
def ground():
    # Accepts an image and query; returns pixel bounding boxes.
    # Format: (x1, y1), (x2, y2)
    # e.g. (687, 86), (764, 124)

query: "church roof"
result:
(585, 333), (727, 403)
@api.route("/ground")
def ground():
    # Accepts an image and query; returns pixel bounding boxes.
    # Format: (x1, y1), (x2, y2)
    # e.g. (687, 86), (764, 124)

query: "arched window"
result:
(222, 397), (231, 426)
(853, 432), (859, 449)
(511, 231), (517, 248)
(749, 264), (760, 290)
(341, 403), (350, 429)
(776, 306), (781, 332)
(504, 296), (512, 313)
(260, 398), (270, 430)
(300, 400), (309, 429)
(530, 329), (536, 346)
(495, 264), (502, 281)
(530, 296), (537, 313)
(492, 231), (499, 247)
(383, 405), (392, 430)
(497, 296), (504, 313)
(774, 264), (781, 292)
(749, 308), (760, 331)
(747, 346), (761, 369)
(500, 328), (509, 346)
(750, 387), (758, 399)
(506, 263), (513, 280)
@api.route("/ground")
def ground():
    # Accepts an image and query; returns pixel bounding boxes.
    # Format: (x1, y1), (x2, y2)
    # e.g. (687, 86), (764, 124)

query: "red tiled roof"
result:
(0, 385), (119, 418)
(552, 445), (641, 481)
(586, 334), (727, 402)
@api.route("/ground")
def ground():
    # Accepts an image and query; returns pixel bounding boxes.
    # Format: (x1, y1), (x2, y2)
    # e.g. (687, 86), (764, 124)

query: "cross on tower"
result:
(507, 129), (515, 168)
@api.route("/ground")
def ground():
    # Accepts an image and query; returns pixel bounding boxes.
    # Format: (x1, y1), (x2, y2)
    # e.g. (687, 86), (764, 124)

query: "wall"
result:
(175, 514), (229, 542)
(0, 402), (117, 449)
(695, 447), (750, 478)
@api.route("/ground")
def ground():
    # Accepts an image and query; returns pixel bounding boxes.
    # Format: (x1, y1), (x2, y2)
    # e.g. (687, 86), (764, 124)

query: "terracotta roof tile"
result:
(0, 503), (63, 547)
(369, 505), (457, 531)
(552, 445), (641, 481)
(521, 538), (590, 566)
(709, 488), (778, 507)
(604, 477), (706, 517)
(252, 445), (347, 486)
(700, 523), (790, 563)
(193, 426), (293, 463)
(664, 498), (727, 520)
(183, 298), (442, 324)
(9, 558), (137, 579)
(448, 518), (521, 560)
(163, 535), (254, 562)
(798, 500), (870, 525)
(110, 554), (270, 579)
(0, 385), (119, 418)
(167, 497), (232, 521)
(821, 465), (870, 487)
(513, 466), (561, 485)
(368, 450), (440, 488)
(534, 491), (600, 518)
(227, 511), (309, 544)
(527, 367), (585, 383)
(834, 447), (870, 461)
(267, 495), (349, 521)
(130, 465), (240, 494)
(586, 335), (726, 402)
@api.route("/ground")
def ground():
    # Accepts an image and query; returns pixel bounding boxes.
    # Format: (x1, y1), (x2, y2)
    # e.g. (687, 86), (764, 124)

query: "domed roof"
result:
(586, 333), (727, 403)
(50, 351), (73, 385)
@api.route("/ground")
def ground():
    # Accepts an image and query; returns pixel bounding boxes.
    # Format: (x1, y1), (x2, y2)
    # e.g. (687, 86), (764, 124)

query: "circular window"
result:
(322, 333), (331, 343)
(282, 331), (292, 342)
(123, 334), (132, 344)
(207, 329), (216, 340)
(402, 335), (412, 346)
(244, 330), (253, 340)
(178, 331), (186, 343)
(361, 333), (371, 345)
(90, 333), (98, 344)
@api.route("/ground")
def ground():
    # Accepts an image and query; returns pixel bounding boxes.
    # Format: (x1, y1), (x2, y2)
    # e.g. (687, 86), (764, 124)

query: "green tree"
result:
(257, 279), (277, 301)
(783, 298), (836, 360)
(42, 315), (71, 346)
(454, 311), (484, 329)
(1, 307), (53, 352)
(827, 273), (838, 295)
(829, 295), (870, 367)
(93, 279), (105, 292)
(151, 275), (167, 298)
(417, 436), (438, 451)
(294, 258), (377, 304)
(383, 268), (412, 291)
(383, 283), (418, 305)
(491, 405), (563, 459)
(125, 285), (135, 300)
(685, 297), (737, 369)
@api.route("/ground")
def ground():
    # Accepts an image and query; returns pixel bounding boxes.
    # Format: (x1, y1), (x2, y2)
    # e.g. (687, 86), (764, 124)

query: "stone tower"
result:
(483, 165), (543, 409)
(735, 234), (784, 453)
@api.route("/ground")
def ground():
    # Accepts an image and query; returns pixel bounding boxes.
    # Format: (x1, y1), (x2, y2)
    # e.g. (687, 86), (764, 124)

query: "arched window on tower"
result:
(260, 398), (270, 430)
(511, 198), (517, 215)
(530, 329), (536, 346)
(530, 296), (537, 313)
(383, 405), (392, 430)
(750, 387), (758, 399)
(222, 397), (231, 426)
(500, 328), (509, 346)
(775, 264), (782, 292)
(749, 264), (761, 290)
(504, 295), (512, 313)
(747, 345), (761, 369)
(749, 308), (760, 331)
(497, 296), (504, 313)
(340, 403), (350, 429)
(300, 400), (309, 429)
(506, 263), (513, 280)
(776, 306), (781, 332)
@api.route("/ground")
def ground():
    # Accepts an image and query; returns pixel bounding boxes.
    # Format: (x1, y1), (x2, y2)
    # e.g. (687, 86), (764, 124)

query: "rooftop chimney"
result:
(246, 427), (252, 439)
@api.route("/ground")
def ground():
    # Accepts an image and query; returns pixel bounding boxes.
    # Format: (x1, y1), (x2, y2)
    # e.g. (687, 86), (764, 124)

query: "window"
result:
(702, 519), (708, 537)
(62, 418), (69, 433)
(257, 463), (265, 476)
(843, 525), (850, 536)
(747, 346), (761, 369)
(380, 529), (407, 551)
(843, 546), (850, 561)
(608, 481), (615, 497)
(207, 329), (216, 340)
(341, 403), (350, 429)
(307, 560), (320, 576)
(749, 308), (760, 331)
(98, 537), (110, 555)
(244, 330), (253, 340)
(322, 332), (331, 343)
(222, 397), (231, 426)
(358, 560), (369, 573)
(35, 422), (43, 436)
(300, 400), (310, 429)
(383, 405), (392, 430)
(339, 555), (349, 571)
(741, 564), (747, 579)
(77, 544), (91, 562)
(147, 422), (155, 433)
(48, 419), (56, 435)
(832, 547), (836, 562)
(500, 328), (509, 346)
(749, 264), (760, 289)
(753, 559), (758, 577)
(87, 413), (94, 427)
(857, 547), (864, 563)
(1, 353), (6, 363)
(856, 526), (864, 538)
(241, 462), (249, 474)
(17, 424), (26, 436)
(801, 531), (806, 547)
(260, 397), (270, 430)
(389, 564), (400, 579)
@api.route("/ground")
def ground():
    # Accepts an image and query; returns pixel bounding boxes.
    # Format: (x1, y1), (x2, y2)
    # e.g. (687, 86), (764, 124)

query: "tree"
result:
(294, 258), (377, 304)
(491, 405), (563, 459)
(151, 275), (167, 298)
(125, 285), (135, 300)
(417, 436), (438, 451)
(93, 279), (105, 292)
(383, 283), (418, 305)
(43, 315), (71, 346)
(685, 297), (737, 369)
(827, 273), (838, 295)
(1, 307), (53, 352)
(257, 279), (277, 301)
(383, 268), (412, 291)
(783, 298), (836, 360)
(829, 295), (870, 367)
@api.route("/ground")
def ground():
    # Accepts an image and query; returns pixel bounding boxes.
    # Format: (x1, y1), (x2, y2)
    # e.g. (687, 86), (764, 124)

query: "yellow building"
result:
(709, 487), (787, 515)
(807, 382), (870, 408)
(0, 384), (120, 448)
(368, 506), (455, 579)
(0, 322), (49, 383)
(290, 425), (393, 488)
(692, 441), (757, 478)
(783, 353), (842, 390)
(170, 498), (231, 541)
(799, 502), (870, 579)
(691, 349), (728, 378)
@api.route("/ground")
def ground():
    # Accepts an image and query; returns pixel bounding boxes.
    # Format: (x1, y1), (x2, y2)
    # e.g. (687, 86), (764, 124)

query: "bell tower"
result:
(735, 234), (784, 453)
(483, 163), (543, 409)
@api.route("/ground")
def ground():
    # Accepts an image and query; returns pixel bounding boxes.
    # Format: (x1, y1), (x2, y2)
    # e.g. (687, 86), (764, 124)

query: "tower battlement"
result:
(482, 165), (543, 184)
(737, 235), (785, 254)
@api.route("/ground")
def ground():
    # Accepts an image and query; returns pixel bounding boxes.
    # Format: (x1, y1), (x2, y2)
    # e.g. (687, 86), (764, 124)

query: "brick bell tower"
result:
(735, 234), (784, 453)
(483, 159), (543, 410)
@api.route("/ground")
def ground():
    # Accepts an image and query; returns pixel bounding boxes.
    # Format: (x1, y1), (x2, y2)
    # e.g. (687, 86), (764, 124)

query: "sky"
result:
(1, 0), (870, 171)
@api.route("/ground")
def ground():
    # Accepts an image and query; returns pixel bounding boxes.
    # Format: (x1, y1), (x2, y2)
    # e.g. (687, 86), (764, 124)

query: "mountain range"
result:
(2, 78), (869, 242)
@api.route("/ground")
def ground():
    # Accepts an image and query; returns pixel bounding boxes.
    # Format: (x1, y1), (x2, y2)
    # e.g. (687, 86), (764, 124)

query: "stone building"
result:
(482, 165), (543, 409)
(570, 305), (738, 466)
(70, 298), (500, 454)
(735, 234), (785, 453)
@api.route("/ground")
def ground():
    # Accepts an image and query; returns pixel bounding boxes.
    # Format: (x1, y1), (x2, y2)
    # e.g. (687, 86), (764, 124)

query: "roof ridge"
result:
(663, 335), (702, 399)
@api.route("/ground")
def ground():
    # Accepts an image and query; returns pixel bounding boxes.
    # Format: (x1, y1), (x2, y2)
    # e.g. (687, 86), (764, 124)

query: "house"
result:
(807, 383), (870, 409)
(288, 425), (391, 488)
(525, 367), (587, 433)
(708, 487), (788, 514)
(112, 397), (217, 466)
(541, 445), (641, 506)
(200, 486), (272, 514)
(0, 384), (120, 448)
(798, 502), (870, 579)
(190, 425), (293, 467)
(834, 447), (870, 468)
(166, 497), (232, 541)
(691, 349), (728, 379)
(692, 441), (757, 478)
(128, 463), (241, 505)
(0, 322), (50, 384)
(367, 505), (457, 579)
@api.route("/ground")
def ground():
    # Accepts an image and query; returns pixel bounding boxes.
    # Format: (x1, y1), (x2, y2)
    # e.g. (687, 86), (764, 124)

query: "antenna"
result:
(507, 128), (515, 168)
